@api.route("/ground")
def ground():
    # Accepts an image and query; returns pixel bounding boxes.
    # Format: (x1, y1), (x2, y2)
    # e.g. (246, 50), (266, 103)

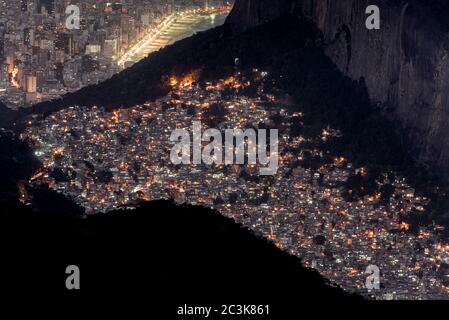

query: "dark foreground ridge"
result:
(1, 200), (361, 307)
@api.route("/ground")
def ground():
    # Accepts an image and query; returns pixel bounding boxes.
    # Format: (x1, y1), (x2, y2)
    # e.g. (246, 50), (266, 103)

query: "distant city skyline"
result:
(0, 0), (231, 108)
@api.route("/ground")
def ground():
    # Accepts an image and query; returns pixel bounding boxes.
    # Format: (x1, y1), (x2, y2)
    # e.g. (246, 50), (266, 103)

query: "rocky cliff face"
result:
(228, 0), (449, 179)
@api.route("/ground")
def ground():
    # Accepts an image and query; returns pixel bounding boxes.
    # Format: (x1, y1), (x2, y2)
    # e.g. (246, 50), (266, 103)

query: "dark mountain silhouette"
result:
(2, 201), (361, 304)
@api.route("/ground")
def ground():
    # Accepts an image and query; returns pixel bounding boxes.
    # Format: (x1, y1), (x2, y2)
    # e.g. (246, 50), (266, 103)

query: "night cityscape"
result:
(0, 0), (229, 107)
(22, 71), (449, 299)
(2, 0), (449, 315)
